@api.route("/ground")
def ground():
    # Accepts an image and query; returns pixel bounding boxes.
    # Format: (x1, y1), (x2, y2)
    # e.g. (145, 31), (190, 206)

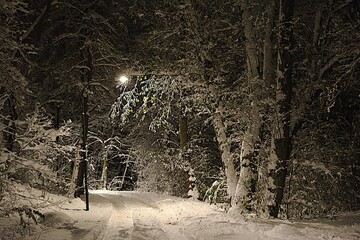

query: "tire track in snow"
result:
(97, 193), (134, 240)
(96, 192), (188, 240)
(131, 207), (168, 240)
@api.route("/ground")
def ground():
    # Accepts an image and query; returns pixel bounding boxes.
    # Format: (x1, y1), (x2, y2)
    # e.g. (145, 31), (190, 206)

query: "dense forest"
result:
(0, 0), (359, 220)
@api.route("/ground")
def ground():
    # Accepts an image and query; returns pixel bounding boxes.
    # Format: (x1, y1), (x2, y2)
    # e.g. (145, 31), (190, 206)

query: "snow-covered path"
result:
(16, 190), (359, 240)
(94, 191), (242, 240)
(96, 191), (183, 240)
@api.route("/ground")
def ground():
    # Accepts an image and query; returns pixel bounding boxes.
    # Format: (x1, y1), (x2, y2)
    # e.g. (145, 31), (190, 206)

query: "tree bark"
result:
(0, 89), (17, 152)
(311, 5), (323, 78)
(263, 0), (276, 86)
(179, 115), (188, 150)
(179, 114), (198, 198)
(68, 147), (81, 197)
(256, 0), (277, 215)
(240, 4), (260, 79)
(213, 108), (237, 198)
(232, 1), (261, 211)
(264, 0), (294, 218)
(101, 142), (108, 189)
(232, 115), (260, 210)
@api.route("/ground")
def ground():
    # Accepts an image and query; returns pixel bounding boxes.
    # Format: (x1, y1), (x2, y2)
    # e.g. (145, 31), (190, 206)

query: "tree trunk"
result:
(263, 0), (276, 86)
(264, 0), (294, 218)
(232, 113), (260, 210)
(257, 0), (277, 215)
(232, 1), (261, 211)
(213, 108), (237, 199)
(101, 142), (108, 189)
(240, 2), (260, 79)
(179, 115), (188, 150)
(185, 0), (237, 200)
(179, 115), (198, 198)
(68, 147), (81, 197)
(1, 94), (17, 152)
(311, 6), (323, 77)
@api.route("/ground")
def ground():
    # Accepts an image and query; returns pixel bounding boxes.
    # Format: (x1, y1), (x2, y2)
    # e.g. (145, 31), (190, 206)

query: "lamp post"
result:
(82, 87), (89, 211)
(74, 46), (92, 211)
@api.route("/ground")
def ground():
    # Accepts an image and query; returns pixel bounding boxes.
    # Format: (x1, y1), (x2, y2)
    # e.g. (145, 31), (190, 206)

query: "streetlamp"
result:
(116, 75), (129, 87)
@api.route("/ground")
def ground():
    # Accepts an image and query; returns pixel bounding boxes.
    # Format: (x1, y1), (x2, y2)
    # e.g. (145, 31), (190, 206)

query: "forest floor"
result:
(0, 187), (359, 240)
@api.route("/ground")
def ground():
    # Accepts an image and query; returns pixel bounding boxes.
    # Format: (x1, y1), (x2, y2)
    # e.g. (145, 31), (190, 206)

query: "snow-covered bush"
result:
(285, 118), (360, 219)
(186, 129), (227, 201)
(86, 132), (130, 190)
(285, 160), (359, 219)
(7, 109), (76, 194)
(133, 147), (189, 197)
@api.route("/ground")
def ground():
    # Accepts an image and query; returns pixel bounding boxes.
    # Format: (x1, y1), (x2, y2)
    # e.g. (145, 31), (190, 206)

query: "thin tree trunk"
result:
(263, 0), (276, 86)
(179, 115), (199, 198)
(53, 105), (61, 173)
(1, 94), (17, 152)
(179, 116), (188, 150)
(240, 2), (260, 78)
(311, 6), (323, 77)
(120, 159), (129, 190)
(264, 0), (294, 218)
(101, 142), (107, 189)
(68, 147), (81, 197)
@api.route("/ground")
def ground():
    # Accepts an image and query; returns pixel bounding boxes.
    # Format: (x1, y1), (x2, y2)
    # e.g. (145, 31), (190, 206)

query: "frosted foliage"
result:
(110, 75), (208, 132)
(133, 147), (189, 197)
(18, 110), (72, 151)
(4, 109), (75, 192)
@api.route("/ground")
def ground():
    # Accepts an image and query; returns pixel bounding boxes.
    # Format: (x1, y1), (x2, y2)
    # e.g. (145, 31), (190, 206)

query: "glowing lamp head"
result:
(118, 75), (129, 84)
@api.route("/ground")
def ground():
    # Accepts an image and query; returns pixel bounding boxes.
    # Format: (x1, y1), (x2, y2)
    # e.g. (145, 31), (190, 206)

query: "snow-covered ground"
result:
(0, 188), (359, 240)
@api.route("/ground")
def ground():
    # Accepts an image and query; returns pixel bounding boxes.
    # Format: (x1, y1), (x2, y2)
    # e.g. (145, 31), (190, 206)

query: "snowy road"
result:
(93, 191), (248, 240)
(96, 191), (187, 240)
(35, 190), (360, 240)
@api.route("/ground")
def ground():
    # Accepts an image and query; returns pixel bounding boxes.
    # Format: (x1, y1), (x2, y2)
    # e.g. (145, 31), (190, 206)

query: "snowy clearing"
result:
(1, 189), (359, 240)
